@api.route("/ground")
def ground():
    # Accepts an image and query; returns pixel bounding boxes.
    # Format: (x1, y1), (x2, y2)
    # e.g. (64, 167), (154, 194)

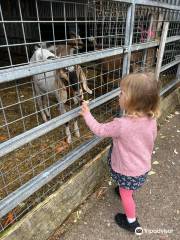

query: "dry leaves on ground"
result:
(55, 140), (69, 153)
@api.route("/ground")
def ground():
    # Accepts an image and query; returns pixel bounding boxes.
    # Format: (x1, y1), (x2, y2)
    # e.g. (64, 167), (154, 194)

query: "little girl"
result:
(80, 72), (160, 234)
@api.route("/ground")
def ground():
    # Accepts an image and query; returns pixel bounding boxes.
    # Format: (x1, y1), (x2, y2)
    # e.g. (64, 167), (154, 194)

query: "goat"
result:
(30, 34), (92, 143)
(30, 47), (74, 143)
(47, 33), (92, 101)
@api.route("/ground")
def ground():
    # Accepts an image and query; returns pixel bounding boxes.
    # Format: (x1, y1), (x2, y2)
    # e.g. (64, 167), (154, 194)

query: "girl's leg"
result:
(114, 187), (141, 233)
(119, 187), (136, 219)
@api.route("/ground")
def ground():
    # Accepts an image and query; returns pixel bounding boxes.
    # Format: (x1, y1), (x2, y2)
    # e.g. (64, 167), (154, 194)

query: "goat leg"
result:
(74, 120), (80, 138)
(55, 91), (72, 143)
(37, 96), (48, 122)
(42, 95), (51, 119)
(34, 84), (48, 122)
(65, 123), (72, 144)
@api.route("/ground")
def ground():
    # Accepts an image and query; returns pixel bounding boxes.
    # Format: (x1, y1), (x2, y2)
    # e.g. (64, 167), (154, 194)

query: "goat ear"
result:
(78, 66), (92, 94)
(42, 42), (47, 48)
(34, 45), (39, 50)
(69, 31), (76, 38)
(58, 69), (69, 82)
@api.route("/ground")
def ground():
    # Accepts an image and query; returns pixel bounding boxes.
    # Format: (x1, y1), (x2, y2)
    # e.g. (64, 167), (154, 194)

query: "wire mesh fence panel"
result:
(160, 64), (178, 88)
(133, 6), (163, 44)
(168, 22), (180, 37)
(0, 0), (128, 70)
(0, 0), (180, 234)
(162, 40), (180, 66)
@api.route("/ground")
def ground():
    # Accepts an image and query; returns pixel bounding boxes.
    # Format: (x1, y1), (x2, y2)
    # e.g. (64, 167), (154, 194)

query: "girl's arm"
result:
(80, 101), (122, 138)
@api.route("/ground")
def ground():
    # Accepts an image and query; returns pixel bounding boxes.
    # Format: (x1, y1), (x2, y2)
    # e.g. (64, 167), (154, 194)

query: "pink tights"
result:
(119, 187), (136, 218)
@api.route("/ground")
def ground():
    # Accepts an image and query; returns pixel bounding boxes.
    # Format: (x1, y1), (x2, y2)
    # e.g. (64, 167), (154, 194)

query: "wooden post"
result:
(156, 12), (164, 40)
(155, 21), (169, 81)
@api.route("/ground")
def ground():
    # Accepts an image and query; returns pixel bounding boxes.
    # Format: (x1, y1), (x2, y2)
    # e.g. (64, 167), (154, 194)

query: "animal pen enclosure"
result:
(0, 0), (180, 233)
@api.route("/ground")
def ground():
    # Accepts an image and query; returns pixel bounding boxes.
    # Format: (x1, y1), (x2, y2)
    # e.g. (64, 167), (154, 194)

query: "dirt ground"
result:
(48, 109), (180, 240)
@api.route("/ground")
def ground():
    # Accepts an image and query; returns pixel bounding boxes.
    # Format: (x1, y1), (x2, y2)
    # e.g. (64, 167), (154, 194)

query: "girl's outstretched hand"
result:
(80, 100), (90, 117)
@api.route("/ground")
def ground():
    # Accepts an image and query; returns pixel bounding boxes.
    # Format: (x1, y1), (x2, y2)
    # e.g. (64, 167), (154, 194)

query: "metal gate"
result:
(0, 0), (180, 232)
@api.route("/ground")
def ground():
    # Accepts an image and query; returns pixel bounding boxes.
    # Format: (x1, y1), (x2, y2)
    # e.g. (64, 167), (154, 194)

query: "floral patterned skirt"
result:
(108, 144), (148, 190)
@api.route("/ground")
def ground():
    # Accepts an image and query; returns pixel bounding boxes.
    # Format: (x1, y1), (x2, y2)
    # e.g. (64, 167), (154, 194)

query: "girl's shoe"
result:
(114, 213), (141, 234)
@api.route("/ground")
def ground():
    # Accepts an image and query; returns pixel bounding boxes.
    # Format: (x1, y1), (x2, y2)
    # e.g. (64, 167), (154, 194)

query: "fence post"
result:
(122, 2), (135, 76)
(155, 21), (169, 80)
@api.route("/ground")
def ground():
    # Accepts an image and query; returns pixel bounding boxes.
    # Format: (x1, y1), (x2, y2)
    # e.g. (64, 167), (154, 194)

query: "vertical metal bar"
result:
(108, 2), (112, 48)
(101, 4), (105, 49)
(85, 4), (88, 52)
(155, 21), (169, 80)
(94, 0), (97, 51)
(18, 0), (29, 63)
(50, 1), (56, 56)
(122, 3), (135, 76)
(0, 3), (12, 66)
(114, 3), (118, 48)
(0, 97), (11, 139)
(31, 80), (40, 126)
(63, 2), (68, 55)
(35, 0), (42, 52)
(142, 14), (154, 70)
(15, 81), (26, 132)
(75, 2), (78, 53)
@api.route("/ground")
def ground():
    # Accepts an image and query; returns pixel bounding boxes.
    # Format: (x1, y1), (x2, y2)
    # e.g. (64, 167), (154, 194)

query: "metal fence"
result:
(0, 0), (180, 232)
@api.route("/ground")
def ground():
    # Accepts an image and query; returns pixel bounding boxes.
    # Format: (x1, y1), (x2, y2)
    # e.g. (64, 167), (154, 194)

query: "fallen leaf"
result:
(55, 141), (69, 153)
(153, 161), (159, 165)
(96, 187), (107, 199)
(148, 171), (156, 176)
(177, 130), (180, 133)
(108, 181), (112, 186)
(0, 135), (7, 142)
(160, 135), (166, 139)
(3, 212), (15, 227)
(76, 211), (80, 219)
(175, 111), (180, 115)
(174, 149), (178, 154)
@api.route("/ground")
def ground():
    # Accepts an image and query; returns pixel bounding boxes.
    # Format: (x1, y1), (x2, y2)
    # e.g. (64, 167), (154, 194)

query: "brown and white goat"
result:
(30, 35), (92, 143)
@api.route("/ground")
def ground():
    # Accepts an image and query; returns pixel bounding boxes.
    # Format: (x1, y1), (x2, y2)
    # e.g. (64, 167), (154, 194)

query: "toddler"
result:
(80, 72), (160, 234)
